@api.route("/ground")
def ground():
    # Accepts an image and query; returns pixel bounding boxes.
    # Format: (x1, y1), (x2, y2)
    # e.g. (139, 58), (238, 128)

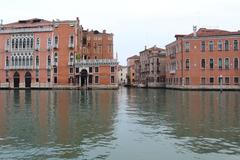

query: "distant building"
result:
(166, 27), (240, 90)
(138, 45), (166, 87)
(127, 55), (139, 86)
(0, 18), (118, 89)
(118, 65), (127, 85)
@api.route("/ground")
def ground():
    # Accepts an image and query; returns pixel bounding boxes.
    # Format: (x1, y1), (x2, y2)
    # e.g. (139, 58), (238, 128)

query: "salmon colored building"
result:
(166, 27), (240, 90)
(0, 18), (118, 89)
(127, 55), (139, 86)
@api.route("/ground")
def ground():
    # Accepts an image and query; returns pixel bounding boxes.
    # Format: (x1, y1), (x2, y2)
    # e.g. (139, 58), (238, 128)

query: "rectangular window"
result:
(234, 58), (239, 69)
(218, 58), (222, 69)
(210, 58), (214, 69)
(54, 67), (57, 74)
(218, 41), (222, 51)
(111, 76), (115, 83)
(48, 78), (51, 82)
(54, 77), (57, 83)
(210, 77), (214, 85)
(234, 77), (239, 84)
(95, 76), (99, 84)
(209, 41), (214, 52)
(89, 75), (93, 84)
(36, 78), (39, 82)
(76, 67), (79, 73)
(111, 66), (115, 72)
(201, 77), (206, 85)
(218, 77), (223, 84)
(234, 40), (238, 51)
(224, 40), (229, 51)
(225, 77), (230, 85)
(185, 77), (190, 85)
(186, 59), (190, 70)
(201, 41), (205, 52)
(185, 42), (190, 52)
(89, 67), (92, 73)
(70, 67), (73, 73)
(95, 67), (99, 73)
(201, 59), (205, 69)
(225, 58), (229, 69)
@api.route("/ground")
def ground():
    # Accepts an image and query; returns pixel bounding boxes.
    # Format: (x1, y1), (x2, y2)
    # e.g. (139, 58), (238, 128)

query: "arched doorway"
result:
(80, 69), (88, 87)
(25, 71), (31, 88)
(13, 72), (20, 88)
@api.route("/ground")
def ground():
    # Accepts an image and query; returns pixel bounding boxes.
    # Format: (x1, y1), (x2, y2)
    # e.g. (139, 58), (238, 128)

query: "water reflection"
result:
(0, 90), (118, 159)
(126, 89), (240, 156)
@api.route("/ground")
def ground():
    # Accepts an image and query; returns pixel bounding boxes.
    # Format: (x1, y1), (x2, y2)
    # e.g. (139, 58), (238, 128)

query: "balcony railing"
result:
(68, 43), (74, 49)
(75, 59), (119, 67)
(5, 65), (33, 70)
(0, 27), (53, 34)
(170, 70), (176, 74)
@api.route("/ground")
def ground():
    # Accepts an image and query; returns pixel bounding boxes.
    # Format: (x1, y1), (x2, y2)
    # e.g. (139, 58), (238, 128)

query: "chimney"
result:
(193, 25), (197, 37)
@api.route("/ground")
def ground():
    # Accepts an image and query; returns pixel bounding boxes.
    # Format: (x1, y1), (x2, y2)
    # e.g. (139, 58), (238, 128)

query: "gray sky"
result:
(1, 0), (240, 65)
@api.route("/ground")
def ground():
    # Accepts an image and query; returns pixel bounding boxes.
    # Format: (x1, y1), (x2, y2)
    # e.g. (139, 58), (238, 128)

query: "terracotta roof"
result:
(4, 18), (52, 28)
(127, 55), (140, 60)
(184, 28), (240, 38)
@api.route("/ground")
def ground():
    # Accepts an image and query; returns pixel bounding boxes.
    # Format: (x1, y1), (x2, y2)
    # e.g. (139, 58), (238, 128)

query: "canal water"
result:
(0, 88), (239, 160)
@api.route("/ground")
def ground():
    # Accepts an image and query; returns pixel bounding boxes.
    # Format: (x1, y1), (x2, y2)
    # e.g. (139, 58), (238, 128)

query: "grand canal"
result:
(0, 88), (239, 159)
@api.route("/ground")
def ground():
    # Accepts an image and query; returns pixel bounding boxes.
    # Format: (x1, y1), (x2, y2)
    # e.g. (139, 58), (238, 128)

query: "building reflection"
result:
(0, 90), (118, 158)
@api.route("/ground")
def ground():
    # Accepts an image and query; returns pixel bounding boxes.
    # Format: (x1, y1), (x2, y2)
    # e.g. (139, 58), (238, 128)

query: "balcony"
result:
(170, 70), (176, 74)
(68, 61), (74, 66)
(75, 59), (119, 67)
(5, 65), (33, 70)
(68, 43), (74, 49)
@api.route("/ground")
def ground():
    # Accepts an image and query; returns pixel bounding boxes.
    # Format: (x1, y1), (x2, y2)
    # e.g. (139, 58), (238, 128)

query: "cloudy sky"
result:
(1, 0), (240, 65)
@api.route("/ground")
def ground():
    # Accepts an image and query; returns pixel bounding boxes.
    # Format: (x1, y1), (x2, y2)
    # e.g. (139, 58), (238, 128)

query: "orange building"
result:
(166, 27), (240, 90)
(0, 18), (118, 89)
(127, 55), (139, 86)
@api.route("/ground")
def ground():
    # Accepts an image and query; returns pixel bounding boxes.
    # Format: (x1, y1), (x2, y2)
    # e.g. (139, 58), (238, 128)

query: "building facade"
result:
(118, 65), (127, 86)
(166, 27), (240, 90)
(138, 46), (166, 88)
(127, 55), (139, 86)
(0, 18), (118, 89)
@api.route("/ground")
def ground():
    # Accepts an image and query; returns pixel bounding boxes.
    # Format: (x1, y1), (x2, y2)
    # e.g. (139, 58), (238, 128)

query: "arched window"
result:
(54, 53), (58, 63)
(23, 38), (26, 49)
(48, 55), (51, 66)
(30, 56), (33, 66)
(19, 38), (22, 49)
(23, 56), (25, 66)
(12, 39), (15, 49)
(6, 56), (9, 66)
(54, 36), (58, 48)
(70, 52), (74, 62)
(26, 56), (29, 66)
(218, 58), (222, 69)
(15, 39), (18, 49)
(36, 56), (39, 66)
(15, 56), (18, 66)
(224, 40), (229, 51)
(27, 38), (30, 49)
(234, 58), (238, 69)
(12, 56), (14, 66)
(30, 38), (34, 49)
(225, 58), (229, 69)
(19, 56), (21, 66)
(234, 40), (238, 51)
(36, 37), (40, 50)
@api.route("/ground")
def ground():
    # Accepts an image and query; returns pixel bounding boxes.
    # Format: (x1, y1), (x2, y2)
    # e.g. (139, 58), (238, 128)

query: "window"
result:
(89, 75), (93, 84)
(95, 76), (99, 84)
(225, 77), (230, 85)
(76, 67), (79, 73)
(185, 42), (190, 52)
(35, 37), (40, 50)
(47, 37), (51, 50)
(218, 58), (222, 69)
(218, 77), (223, 84)
(54, 67), (57, 74)
(234, 40), (238, 51)
(111, 76), (115, 83)
(6, 56), (9, 66)
(234, 77), (239, 84)
(69, 52), (74, 62)
(26, 38), (30, 49)
(54, 53), (58, 63)
(218, 41), (223, 51)
(210, 77), (214, 84)
(48, 55), (51, 66)
(47, 69), (51, 77)
(209, 41), (214, 51)
(70, 68), (73, 73)
(19, 39), (22, 49)
(54, 77), (57, 83)
(95, 67), (99, 73)
(225, 58), (229, 69)
(15, 39), (18, 49)
(185, 77), (190, 85)
(30, 38), (34, 49)
(201, 77), (206, 85)
(89, 67), (92, 73)
(111, 66), (115, 72)
(234, 58), (238, 69)
(54, 36), (58, 48)
(224, 40), (229, 51)
(210, 58), (214, 69)
(12, 39), (15, 49)
(201, 59), (205, 69)
(70, 35), (74, 45)
(201, 41), (205, 52)
(186, 59), (190, 69)
(36, 56), (39, 67)
(19, 57), (21, 66)
(48, 78), (51, 82)
(23, 38), (26, 49)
